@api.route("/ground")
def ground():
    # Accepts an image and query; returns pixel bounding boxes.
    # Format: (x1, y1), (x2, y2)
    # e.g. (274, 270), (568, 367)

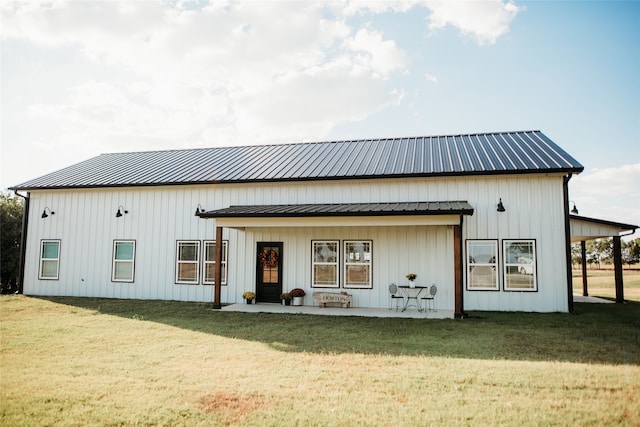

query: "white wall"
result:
(23, 173), (568, 312)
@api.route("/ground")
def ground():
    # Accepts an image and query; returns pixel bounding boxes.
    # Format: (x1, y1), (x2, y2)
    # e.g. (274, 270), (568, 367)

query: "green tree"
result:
(622, 238), (640, 266)
(1, 192), (24, 293)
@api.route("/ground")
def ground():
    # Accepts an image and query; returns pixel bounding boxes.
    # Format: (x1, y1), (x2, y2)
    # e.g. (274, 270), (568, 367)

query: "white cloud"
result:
(425, 0), (521, 45)
(425, 73), (438, 82)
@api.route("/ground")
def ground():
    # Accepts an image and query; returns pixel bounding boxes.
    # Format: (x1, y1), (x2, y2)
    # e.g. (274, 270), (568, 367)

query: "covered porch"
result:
(199, 201), (474, 317)
(569, 214), (638, 303)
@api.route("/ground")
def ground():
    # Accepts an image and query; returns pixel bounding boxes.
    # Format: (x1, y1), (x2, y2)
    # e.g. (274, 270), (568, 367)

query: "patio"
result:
(222, 302), (454, 319)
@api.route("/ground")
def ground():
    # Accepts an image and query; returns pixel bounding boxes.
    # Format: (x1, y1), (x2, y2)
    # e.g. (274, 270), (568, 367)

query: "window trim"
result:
(176, 240), (201, 284)
(112, 240), (136, 283)
(39, 239), (60, 280)
(203, 240), (228, 286)
(466, 239), (499, 291)
(502, 239), (538, 292)
(311, 240), (340, 288)
(343, 240), (373, 289)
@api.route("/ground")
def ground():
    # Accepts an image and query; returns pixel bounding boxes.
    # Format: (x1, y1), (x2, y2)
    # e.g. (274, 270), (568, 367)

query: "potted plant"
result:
(280, 292), (292, 306)
(289, 288), (305, 306)
(242, 291), (256, 304)
(406, 273), (417, 288)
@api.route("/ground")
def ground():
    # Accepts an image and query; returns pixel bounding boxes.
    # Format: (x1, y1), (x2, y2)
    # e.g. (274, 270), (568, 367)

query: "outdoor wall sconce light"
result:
(41, 207), (55, 218)
(195, 204), (205, 216)
(115, 206), (129, 218)
(497, 198), (506, 212)
(570, 200), (579, 215)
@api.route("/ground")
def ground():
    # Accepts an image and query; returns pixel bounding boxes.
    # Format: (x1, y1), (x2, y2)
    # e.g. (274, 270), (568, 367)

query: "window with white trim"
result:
(176, 241), (200, 284)
(203, 240), (228, 285)
(503, 240), (537, 291)
(467, 240), (499, 291)
(312, 240), (339, 288)
(343, 240), (372, 289)
(112, 240), (135, 282)
(39, 240), (60, 280)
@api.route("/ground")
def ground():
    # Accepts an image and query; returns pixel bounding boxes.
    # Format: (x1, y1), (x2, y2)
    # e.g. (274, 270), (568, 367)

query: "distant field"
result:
(572, 267), (640, 302)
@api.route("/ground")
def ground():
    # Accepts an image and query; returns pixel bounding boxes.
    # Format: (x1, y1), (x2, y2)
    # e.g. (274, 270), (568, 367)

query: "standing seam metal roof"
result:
(10, 130), (584, 190)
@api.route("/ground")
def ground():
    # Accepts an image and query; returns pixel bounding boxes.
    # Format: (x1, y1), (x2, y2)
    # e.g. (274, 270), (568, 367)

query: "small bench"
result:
(313, 291), (352, 308)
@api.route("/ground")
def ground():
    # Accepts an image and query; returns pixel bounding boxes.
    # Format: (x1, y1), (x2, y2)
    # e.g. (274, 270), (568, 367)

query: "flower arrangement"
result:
(280, 292), (292, 300)
(406, 273), (417, 281)
(242, 291), (256, 300)
(258, 248), (279, 268)
(289, 288), (306, 298)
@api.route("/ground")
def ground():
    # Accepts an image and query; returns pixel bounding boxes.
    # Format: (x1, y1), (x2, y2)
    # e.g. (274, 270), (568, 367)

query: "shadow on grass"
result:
(38, 296), (640, 365)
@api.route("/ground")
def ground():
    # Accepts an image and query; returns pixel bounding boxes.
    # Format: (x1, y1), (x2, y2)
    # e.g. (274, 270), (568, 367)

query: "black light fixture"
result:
(195, 204), (205, 216)
(497, 198), (506, 212)
(570, 200), (579, 215)
(115, 206), (128, 218)
(41, 207), (55, 218)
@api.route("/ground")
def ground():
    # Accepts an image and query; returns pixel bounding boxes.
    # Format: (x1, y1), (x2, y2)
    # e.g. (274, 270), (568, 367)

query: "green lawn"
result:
(1, 295), (639, 426)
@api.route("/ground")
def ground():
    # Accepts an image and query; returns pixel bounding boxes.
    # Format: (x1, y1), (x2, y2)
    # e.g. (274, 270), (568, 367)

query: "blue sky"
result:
(1, 0), (638, 227)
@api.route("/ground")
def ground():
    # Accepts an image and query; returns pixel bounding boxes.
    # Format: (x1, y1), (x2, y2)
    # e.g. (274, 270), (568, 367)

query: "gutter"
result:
(13, 191), (30, 294)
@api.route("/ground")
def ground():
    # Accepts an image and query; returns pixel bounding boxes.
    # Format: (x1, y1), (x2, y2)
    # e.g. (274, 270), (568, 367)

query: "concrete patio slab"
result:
(573, 294), (614, 303)
(221, 303), (454, 319)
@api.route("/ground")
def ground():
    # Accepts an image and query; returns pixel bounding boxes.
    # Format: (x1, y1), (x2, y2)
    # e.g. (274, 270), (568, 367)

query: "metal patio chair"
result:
(421, 285), (437, 312)
(388, 283), (404, 311)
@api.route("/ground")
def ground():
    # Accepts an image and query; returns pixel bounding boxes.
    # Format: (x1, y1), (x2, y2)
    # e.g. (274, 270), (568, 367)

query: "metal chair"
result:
(421, 285), (437, 312)
(388, 283), (404, 311)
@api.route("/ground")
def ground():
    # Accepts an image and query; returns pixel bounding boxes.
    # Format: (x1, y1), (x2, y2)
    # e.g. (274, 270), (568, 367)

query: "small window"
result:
(112, 240), (135, 282)
(343, 240), (372, 289)
(39, 240), (60, 280)
(176, 241), (200, 284)
(467, 240), (499, 291)
(312, 240), (339, 288)
(203, 240), (228, 285)
(503, 240), (537, 291)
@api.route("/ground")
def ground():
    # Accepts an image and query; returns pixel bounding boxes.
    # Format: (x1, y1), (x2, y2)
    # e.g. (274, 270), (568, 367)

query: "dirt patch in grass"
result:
(198, 392), (268, 424)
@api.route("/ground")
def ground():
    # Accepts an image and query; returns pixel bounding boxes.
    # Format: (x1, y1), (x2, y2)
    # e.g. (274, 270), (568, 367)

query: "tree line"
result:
(571, 238), (640, 269)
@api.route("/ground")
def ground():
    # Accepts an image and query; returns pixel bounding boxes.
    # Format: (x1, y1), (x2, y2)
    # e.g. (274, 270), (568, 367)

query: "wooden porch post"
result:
(581, 241), (588, 296)
(213, 226), (223, 309)
(613, 236), (624, 303)
(454, 224), (464, 318)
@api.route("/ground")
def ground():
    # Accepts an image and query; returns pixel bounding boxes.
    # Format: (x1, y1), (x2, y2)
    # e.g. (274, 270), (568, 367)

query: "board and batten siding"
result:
(23, 172), (569, 312)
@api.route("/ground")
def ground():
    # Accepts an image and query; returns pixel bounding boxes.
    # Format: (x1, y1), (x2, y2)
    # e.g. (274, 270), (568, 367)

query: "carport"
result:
(570, 215), (638, 303)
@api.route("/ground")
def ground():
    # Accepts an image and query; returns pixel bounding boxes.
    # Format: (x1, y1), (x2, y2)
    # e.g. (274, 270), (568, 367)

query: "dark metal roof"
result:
(10, 130), (584, 190)
(199, 201), (474, 218)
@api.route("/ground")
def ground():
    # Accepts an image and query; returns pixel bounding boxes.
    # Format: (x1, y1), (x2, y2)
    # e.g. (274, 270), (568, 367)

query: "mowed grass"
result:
(573, 267), (640, 302)
(1, 296), (639, 426)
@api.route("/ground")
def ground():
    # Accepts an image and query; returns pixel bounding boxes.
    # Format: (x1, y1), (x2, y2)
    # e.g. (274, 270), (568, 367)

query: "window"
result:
(112, 240), (135, 282)
(176, 241), (200, 284)
(467, 240), (499, 291)
(503, 240), (537, 291)
(39, 240), (60, 280)
(203, 240), (228, 285)
(343, 240), (372, 289)
(312, 240), (339, 288)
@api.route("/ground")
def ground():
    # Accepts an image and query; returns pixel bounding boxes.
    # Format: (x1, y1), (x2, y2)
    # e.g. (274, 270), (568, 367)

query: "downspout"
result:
(562, 175), (574, 313)
(13, 191), (30, 294)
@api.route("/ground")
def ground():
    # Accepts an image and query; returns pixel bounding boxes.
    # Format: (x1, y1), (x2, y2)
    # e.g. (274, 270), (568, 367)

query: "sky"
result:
(1, 0), (639, 230)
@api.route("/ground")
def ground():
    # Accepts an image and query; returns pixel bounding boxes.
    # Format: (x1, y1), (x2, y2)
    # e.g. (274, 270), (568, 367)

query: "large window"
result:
(112, 240), (135, 282)
(343, 240), (372, 289)
(203, 240), (228, 285)
(39, 240), (60, 280)
(312, 240), (339, 288)
(503, 240), (537, 291)
(176, 241), (200, 284)
(467, 240), (499, 291)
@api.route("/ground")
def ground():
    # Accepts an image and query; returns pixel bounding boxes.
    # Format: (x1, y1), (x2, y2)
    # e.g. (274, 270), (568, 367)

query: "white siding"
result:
(23, 173), (568, 312)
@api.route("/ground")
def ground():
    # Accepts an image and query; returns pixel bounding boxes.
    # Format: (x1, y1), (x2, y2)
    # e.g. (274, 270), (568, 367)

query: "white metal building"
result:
(14, 130), (627, 317)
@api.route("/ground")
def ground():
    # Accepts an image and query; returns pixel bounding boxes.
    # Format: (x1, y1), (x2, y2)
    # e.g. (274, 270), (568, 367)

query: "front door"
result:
(256, 242), (283, 303)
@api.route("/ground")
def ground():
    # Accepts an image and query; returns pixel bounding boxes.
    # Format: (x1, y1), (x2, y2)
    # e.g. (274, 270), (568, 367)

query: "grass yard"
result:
(1, 296), (639, 426)
(573, 267), (640, 302)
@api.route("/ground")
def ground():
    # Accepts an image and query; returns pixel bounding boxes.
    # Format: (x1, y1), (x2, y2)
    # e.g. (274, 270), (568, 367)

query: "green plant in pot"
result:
(289, 288), (305, 306)
(242, 291), (256, 304)
(280, 292), (292, 306)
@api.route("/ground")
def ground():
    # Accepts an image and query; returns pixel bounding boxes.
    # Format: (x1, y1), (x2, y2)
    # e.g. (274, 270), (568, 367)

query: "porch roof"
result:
(569, 214), (638, 242)
(199, 201), (474, 218)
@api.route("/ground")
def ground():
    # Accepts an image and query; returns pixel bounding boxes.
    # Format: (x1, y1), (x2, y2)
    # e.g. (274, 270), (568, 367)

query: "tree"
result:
(622, 238), (640, 266)
(1, 192), (24, 293)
